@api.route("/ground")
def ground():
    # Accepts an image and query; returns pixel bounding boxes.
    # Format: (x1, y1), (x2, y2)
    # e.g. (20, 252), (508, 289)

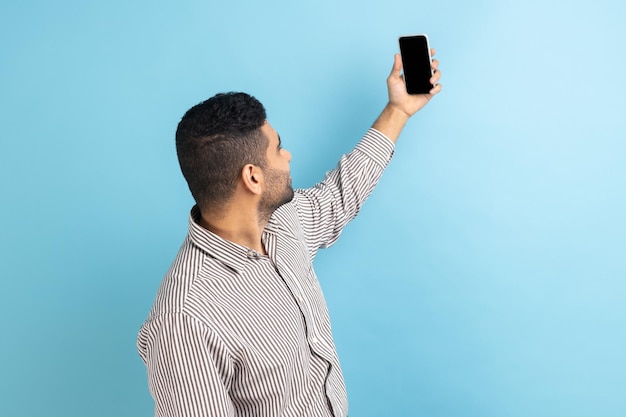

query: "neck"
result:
(199, 206), (268, 255)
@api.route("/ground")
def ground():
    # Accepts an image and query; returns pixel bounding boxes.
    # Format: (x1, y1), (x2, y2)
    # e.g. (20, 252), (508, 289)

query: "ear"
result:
(240, 164), (263, 195)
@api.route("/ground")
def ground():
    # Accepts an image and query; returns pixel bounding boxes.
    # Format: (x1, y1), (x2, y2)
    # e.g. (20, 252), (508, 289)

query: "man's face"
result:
(258, 122), (293, 215)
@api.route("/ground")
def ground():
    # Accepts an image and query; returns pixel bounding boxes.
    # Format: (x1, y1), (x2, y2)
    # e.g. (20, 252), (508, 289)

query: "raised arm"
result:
(292, 51), (442, 256)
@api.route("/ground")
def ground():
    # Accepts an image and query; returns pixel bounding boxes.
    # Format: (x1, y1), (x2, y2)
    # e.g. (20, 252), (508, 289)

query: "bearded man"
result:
(137, 52), (441, 417)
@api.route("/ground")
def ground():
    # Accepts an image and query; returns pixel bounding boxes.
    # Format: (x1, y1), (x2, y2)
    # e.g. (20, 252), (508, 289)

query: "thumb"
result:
(389, 53), (403, 78)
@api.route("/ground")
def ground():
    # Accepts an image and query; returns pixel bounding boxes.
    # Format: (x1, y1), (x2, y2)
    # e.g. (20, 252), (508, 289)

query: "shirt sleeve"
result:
(293, 128), (394, 257)
(137, 313), (236, 417)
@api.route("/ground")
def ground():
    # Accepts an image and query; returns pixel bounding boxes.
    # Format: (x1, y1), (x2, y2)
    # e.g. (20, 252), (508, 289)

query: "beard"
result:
(258, 167), (294, 220)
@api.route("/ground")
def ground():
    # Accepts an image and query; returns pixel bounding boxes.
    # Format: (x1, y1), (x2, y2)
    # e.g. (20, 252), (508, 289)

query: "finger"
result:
(431, 59), (439, 70)
(430, 48), (436, 57)
(430, 73), (441, 85)
(389, 53), (402, 77)
(430, 68), (441, 84)
(429, 83), (442, 95)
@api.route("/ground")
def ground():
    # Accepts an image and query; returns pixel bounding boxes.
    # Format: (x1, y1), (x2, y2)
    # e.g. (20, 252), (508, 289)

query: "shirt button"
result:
(246, 249), (256, 258)
(297, 295), (304, 302)
(311, 336), (319, 344)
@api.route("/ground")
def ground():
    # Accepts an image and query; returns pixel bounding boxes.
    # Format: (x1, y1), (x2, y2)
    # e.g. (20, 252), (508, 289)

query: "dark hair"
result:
(175, 92), (268, 210)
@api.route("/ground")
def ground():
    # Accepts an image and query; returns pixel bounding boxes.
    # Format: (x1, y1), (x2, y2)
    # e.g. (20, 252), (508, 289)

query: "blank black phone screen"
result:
(399, 35), (433, 94)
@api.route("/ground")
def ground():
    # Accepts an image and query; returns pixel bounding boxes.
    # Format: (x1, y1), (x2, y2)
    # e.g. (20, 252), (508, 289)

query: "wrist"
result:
(386, 103), (412, 120)
(371, 103), (411, 143)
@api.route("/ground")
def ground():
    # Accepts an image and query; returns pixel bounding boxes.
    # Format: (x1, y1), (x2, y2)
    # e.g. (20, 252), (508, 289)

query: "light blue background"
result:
(1, 1), (624, 416)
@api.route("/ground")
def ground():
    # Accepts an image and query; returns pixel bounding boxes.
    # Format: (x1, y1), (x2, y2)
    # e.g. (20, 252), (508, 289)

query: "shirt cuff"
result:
(354, 128), (395, 169)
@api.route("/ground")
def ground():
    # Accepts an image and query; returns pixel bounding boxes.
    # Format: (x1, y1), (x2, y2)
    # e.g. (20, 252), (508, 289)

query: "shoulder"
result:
(148, 237), (237, 318)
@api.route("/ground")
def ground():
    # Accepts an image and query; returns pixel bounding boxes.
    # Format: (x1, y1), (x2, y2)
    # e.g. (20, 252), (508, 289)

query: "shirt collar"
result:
(188, 206), (250, 273)
(187, 206), (281, 273)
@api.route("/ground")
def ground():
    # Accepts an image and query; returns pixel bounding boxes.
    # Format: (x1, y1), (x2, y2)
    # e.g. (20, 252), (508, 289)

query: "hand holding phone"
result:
(398, 34), (434, 95)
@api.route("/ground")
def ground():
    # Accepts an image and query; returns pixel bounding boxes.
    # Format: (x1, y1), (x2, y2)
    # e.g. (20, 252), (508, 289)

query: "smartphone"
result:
(398, 34), (434, 94)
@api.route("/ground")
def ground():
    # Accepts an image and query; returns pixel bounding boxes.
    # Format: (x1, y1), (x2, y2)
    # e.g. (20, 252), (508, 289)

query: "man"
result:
(137, 52), (441, 417)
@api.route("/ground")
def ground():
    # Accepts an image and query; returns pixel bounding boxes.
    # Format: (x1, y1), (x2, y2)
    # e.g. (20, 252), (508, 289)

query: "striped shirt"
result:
(137, 128), (395, 417)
